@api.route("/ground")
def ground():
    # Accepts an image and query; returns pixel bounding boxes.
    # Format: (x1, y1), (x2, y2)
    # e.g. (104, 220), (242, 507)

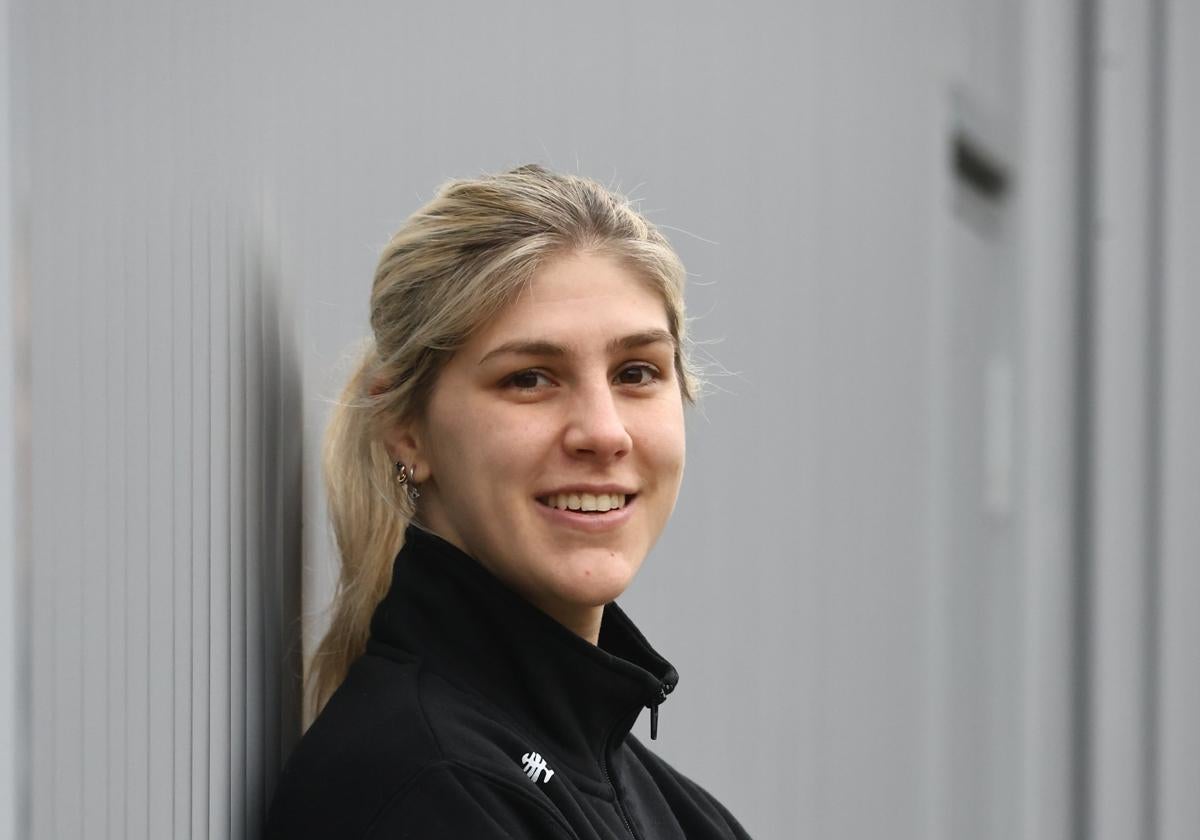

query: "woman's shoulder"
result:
(264, 651), (441, 837)
(265, 649), (576, 839)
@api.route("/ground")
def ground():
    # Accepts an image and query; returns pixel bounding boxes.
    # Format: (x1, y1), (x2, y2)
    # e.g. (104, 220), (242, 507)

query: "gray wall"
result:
(9, 1), (304, 837)
(1158, 4), (1200, 837)
(1, 0), (25, 836)
(3, 1), (1197, 839)
(1090, 1), (1200, 838)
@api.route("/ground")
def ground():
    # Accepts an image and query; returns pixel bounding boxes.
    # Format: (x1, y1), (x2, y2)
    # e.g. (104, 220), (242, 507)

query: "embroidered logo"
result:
(521, 751), (555, 784)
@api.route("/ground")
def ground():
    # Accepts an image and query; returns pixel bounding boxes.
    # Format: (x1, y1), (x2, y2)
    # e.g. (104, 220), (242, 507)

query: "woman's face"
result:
(394, 251), (686, 641)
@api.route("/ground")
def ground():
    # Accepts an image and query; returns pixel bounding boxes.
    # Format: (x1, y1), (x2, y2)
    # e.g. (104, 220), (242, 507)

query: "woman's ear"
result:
(383, 421), (427, 482)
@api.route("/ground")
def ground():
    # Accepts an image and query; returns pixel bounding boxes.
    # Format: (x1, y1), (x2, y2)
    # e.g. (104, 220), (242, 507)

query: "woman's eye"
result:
(615, 364), (659, 386)
(505, 370), (553, 390)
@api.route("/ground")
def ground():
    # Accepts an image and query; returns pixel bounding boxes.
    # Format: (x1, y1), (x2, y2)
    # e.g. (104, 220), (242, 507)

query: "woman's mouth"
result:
(536, 492), (634, 513)
(533, 492), (637, 532)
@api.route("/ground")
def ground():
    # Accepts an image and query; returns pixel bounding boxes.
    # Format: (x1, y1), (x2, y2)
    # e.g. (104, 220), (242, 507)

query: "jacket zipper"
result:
(600, 723), (640, 840)
(600, 681), (675, 840)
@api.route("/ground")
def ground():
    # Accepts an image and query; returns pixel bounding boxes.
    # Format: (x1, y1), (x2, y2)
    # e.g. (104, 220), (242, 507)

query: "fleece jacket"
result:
(264, 525), (752, 839)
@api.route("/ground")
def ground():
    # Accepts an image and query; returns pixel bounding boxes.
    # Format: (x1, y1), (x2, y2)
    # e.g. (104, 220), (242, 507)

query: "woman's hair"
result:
(309, 164), (700, 719)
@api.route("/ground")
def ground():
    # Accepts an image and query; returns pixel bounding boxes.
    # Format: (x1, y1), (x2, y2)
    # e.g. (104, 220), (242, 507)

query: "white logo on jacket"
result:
(521, 751), (555, 784)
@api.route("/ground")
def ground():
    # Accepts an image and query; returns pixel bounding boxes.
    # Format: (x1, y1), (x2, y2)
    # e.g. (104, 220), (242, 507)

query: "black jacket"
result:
(265, 526), (751, 839)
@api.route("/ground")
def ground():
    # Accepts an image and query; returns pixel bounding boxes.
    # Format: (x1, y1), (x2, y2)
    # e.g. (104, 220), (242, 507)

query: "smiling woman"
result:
(388, 253), (686, 644)
(265, 166), (752, 839)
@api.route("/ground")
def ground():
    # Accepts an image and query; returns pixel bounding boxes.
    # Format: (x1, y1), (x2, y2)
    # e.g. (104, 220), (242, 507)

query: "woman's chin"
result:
(553, 549), (641, 606)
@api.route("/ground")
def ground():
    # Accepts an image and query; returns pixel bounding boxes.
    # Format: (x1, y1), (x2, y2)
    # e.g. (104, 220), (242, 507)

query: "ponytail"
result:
(307, 345), (413, 720)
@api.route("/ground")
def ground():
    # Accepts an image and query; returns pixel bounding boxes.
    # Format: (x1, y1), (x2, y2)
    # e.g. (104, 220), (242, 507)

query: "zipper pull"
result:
(649, 681), (672, 740)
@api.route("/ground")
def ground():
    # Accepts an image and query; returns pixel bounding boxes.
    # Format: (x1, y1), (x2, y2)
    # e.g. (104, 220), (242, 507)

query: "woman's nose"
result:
(563, 381), (632, 461)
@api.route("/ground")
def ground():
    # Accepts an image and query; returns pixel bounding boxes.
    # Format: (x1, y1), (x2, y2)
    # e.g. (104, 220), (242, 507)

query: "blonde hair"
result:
(310, 164), (699, 719)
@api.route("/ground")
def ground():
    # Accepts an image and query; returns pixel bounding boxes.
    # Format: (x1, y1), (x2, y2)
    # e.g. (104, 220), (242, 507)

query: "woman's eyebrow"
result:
(478, 329), (675, 366)
(609, 329), (676, 353)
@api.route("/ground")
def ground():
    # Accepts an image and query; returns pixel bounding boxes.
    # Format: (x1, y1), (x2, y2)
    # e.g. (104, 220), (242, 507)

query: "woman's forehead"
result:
(467, 255), (673, 361)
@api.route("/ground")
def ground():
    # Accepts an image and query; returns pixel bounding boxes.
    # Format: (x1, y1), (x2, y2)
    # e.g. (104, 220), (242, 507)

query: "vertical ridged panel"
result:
(79, 0), (112, 835)
(23, 1), (303, 837)
(188, 200), (212, 840)
(1090, 2), (1159, 839)
(206, 197), (231, 840)
(145, 2), (175, 828)
(49, 1), (83, 837)
(242, 200), (265, 836)
(1158, 4), (1200, 838)
(228, 203), (247, 840)
(102, 126), (128, 840)
(170, 182), (194, 840)
(25, 0), (52, 834)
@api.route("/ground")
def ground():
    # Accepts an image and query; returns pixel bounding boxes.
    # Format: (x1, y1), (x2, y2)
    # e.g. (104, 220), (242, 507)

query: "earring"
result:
(394, 461), (421, 501)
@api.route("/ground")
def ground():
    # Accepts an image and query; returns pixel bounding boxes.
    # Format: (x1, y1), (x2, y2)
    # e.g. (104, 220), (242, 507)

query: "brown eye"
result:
(506, 370), (552, 390)
(615, 364), (658, 386)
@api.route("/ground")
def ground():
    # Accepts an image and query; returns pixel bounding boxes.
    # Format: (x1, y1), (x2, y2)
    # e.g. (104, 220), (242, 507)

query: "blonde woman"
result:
(265, 166), (751, 839)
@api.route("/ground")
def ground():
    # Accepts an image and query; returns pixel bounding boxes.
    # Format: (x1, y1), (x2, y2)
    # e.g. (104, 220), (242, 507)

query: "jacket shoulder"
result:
(266, 649), (573, 839)
(265, 651), (443, 838)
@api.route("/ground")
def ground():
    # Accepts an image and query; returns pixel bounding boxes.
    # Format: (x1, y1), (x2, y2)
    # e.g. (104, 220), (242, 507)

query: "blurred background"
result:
(1, 1), (1197, 838)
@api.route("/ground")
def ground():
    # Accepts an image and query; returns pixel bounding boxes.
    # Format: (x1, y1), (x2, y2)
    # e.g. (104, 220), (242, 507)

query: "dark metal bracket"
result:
(953, 130), (1010, 201)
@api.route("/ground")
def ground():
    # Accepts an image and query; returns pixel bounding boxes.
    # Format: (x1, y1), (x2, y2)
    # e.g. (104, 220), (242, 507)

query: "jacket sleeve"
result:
(364, 761), (577, 840)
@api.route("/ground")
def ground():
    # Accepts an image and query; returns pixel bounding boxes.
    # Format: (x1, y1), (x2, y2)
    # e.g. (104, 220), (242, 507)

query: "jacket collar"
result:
(369, 525), (678, 769)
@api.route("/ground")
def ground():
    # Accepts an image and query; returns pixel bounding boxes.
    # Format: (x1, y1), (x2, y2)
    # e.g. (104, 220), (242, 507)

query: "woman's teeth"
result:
(539, 492), (627, 512)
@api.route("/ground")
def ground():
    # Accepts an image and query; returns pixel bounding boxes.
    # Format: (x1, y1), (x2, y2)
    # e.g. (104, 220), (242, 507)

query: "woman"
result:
(265, 165), (752, 839)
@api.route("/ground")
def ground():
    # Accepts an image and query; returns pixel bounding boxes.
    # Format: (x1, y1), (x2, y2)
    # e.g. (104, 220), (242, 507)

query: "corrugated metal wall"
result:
(1157, 5), (1200, 836)
(14, 2), (303, 838)
(25, 193), (301, 839)
(1, 0), (24, 836)
(1087, 1), (1200, 838)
